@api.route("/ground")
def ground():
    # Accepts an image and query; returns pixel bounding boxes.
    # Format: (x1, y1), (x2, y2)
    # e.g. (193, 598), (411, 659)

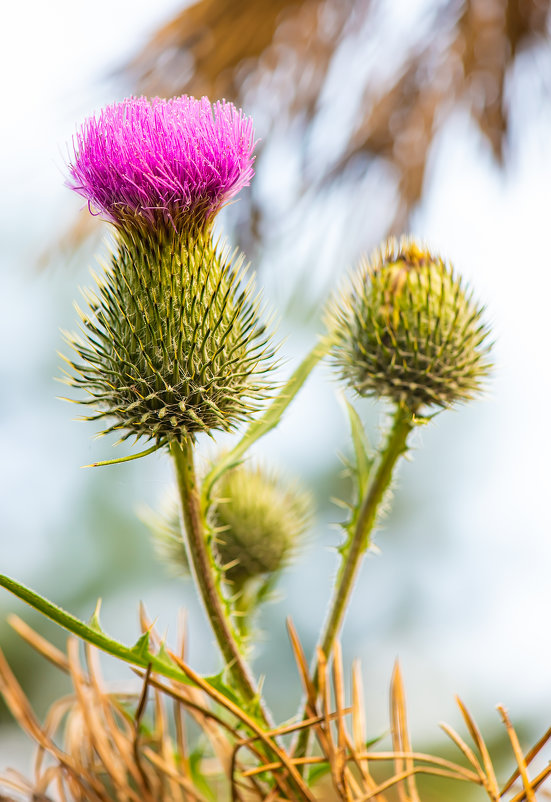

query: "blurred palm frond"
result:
(125, 0), (550, 245)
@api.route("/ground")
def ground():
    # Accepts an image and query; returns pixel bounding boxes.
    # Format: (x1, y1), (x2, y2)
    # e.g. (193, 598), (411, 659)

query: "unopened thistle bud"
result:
(328, 238), (492, 410)
(63, 96), (274, 443)
(144, 464), (310, 588)
(211, 464), (310, 587)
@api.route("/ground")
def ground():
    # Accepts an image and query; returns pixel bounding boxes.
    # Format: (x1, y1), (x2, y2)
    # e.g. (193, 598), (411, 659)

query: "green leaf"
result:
(0, 574), (191, 686)
(308, 761), (331, 784)
(189, 748), (216, 802)
(342, 396), (373, 498)
(202, 336), (331, 502)
(130, 630), (151, 660)
(83, 438), (167, 468)
(205, 670), (242, 707)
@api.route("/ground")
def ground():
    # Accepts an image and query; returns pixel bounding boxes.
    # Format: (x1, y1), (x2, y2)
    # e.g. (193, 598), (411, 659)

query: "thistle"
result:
(212, 464), (310, 588)
(328, 237), (492, 411)
(67, 95), (255, 232)
(143, 462), (311, 591)
(62, 95), (279, 714)
(63, 96), (274, 444)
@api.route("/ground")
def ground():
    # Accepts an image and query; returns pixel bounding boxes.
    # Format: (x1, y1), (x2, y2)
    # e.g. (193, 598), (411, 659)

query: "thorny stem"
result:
(294, 404), (415, 762)
(170, 438), (271, 726)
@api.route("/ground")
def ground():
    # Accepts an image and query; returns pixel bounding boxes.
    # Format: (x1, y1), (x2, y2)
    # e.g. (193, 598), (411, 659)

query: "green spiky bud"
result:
(211, 464), (311, 587)
(64, 228), (274, 443)
(328, 237), (492, 410)
(142, 463), (311, 588)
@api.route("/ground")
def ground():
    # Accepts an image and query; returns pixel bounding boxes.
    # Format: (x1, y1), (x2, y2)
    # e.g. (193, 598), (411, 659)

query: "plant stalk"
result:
(171, 438), (269, 724)
(295, 404), (415, 759)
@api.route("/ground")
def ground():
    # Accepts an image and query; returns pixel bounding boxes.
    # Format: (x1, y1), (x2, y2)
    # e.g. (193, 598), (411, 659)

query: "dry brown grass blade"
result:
(390, 661), (420, 802)
(354, 751), (480, 784)
(348, 659), (383, 798)
(331, 641), (353, 800)
(7, 614), (69, 673)
(497, 705), (535, 802)
(439, 720), (487, 784)
(35, 696), (80, 784)
(508, 763), (551, 802)
(131, 0), (297, 100)
(456, 696), (500, 800)
(501, 725), (551, 796)
(66, 638), (140, 802)
(83, 642), (148, 793)
(0, 647), (106, 801)
(357, 764), (476, 801)
(137, 604), (235, 776)
(286, 618), (318, 718)
(351, 659), (366, 757)
(130, 669), (266, 802)
(168, 650), (316, 802)
(141, 747), (209, 802)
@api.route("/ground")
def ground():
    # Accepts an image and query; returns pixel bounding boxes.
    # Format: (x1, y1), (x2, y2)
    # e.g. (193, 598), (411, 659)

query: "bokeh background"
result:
(1, 0), (551, 795)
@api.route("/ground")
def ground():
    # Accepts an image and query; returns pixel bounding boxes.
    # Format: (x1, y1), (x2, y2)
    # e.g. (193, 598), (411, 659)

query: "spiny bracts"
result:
(328, 237), (492, 410)
(63, 229), (274, 443)
(210, 463), (311, 587)
(143, 463), (310, 589)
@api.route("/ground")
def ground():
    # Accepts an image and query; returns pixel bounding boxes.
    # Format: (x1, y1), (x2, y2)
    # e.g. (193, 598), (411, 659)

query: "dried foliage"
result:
(1, 613), (551, 801)
(126, 0), (551, 242)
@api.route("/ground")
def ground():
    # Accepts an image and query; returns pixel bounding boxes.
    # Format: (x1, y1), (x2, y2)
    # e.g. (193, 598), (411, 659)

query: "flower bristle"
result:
(63, 229), (275, 443)
(329, 237), (492, 410)
(67, 95), (255, 230)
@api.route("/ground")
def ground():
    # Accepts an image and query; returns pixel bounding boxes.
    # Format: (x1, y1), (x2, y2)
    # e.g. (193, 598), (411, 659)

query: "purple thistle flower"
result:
(67, 95), (256, 229)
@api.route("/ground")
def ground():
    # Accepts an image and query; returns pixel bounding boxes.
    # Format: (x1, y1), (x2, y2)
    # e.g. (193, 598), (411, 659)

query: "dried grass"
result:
(1, 613), (550, 801)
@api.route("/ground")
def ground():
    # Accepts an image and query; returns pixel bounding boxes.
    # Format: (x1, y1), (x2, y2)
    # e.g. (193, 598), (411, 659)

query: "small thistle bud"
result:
(328, 237), (492, 410)
(211, 464), (311, 588)
(143, 464), (311, 588)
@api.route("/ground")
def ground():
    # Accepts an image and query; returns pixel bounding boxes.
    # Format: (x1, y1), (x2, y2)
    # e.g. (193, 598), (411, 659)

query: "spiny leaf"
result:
(88, 598), (103, 633)
(131, 631), (151, 660)
(0, 574), (194, 688)
(342, 395), (373, 497)
(204, 670), (241, 707)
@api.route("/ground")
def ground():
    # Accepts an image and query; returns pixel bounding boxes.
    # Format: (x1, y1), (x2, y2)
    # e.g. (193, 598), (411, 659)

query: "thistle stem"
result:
(171, 439), (269, 724)
(295, 404), (415, 759)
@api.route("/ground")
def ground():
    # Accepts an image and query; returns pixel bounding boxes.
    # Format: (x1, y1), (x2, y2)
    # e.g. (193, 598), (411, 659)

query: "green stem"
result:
(318, 405), (414, 668)
(170, 438), (269, 724)
(295, 404), (415, 760)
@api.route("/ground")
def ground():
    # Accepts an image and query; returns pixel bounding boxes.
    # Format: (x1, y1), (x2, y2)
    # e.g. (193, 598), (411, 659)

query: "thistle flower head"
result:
(328, 237), (492, 410)
(67, 95), (255, 230)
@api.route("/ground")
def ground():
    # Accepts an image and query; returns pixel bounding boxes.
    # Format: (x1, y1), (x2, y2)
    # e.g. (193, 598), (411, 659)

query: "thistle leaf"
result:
(202, 335), (331, 501)
(342, 396), (373, 498)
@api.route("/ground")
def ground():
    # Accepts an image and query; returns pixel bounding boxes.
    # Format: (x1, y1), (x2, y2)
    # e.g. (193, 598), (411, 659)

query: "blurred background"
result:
(1, 0), (551, 796)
